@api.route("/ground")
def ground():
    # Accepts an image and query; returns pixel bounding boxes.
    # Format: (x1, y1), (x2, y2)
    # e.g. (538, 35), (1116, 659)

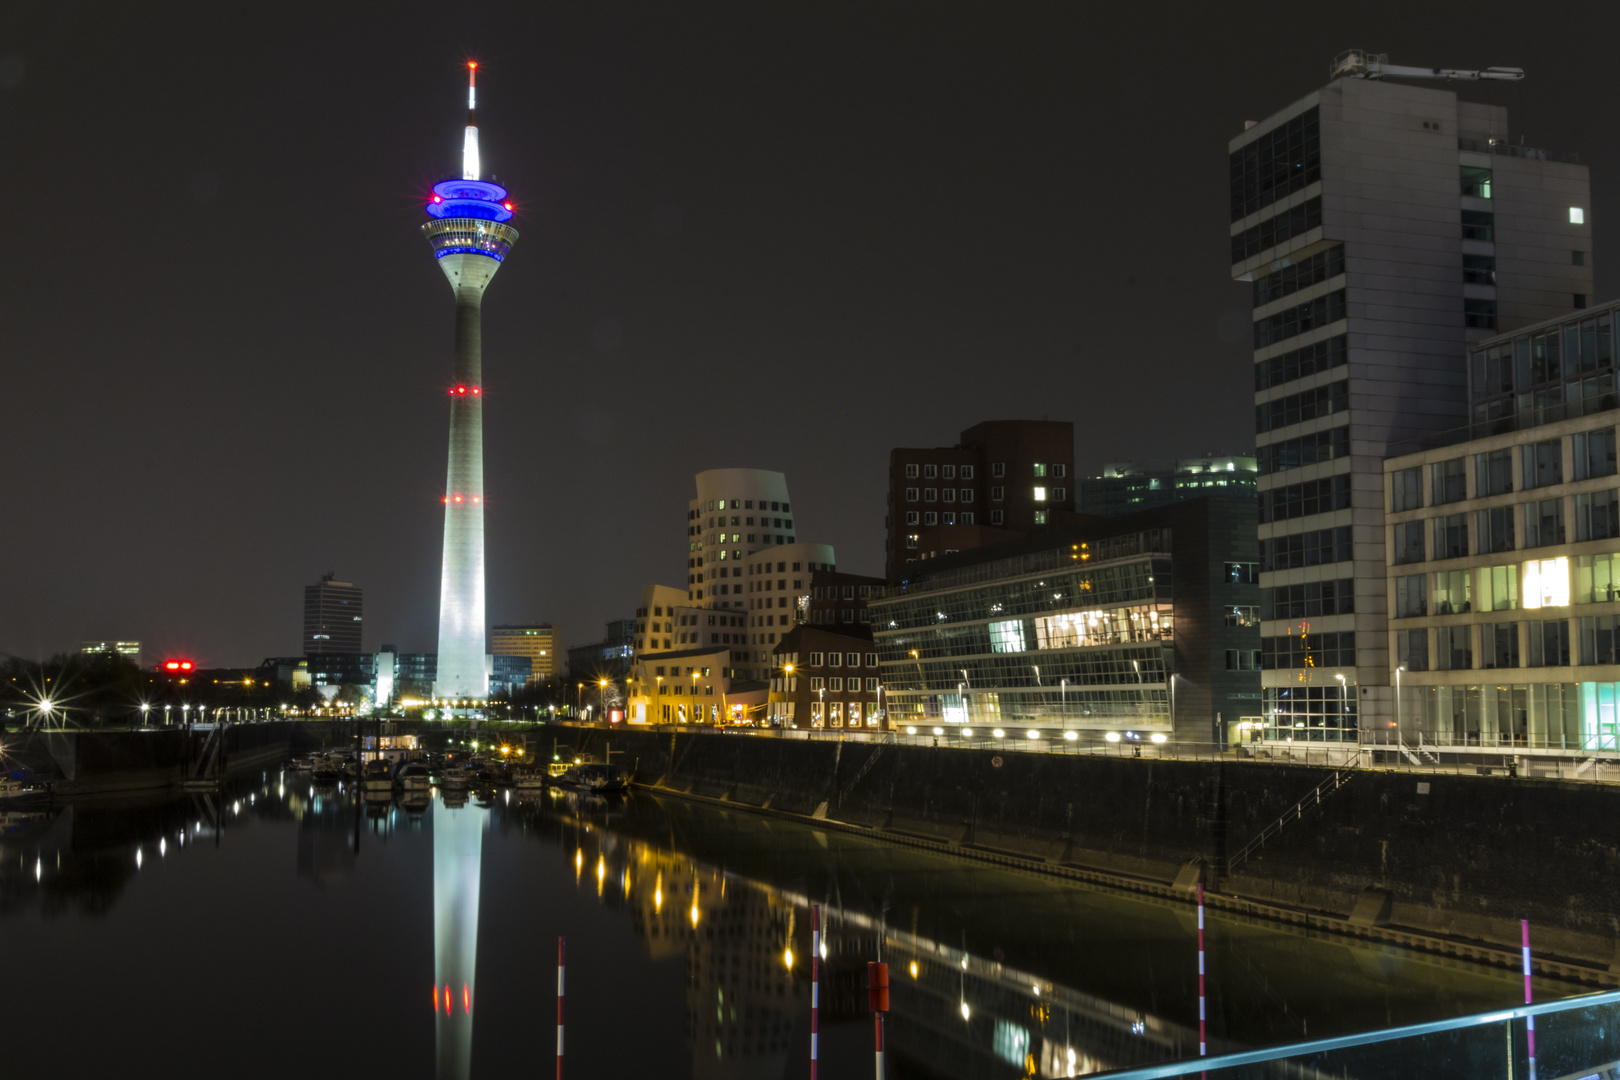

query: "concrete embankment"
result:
(548, 724), (1620, 981)
(7, 722), (294, 795)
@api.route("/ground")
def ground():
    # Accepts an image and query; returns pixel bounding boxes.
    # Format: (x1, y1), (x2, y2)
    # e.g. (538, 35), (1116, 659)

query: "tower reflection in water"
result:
(433, 796), (487, 1080)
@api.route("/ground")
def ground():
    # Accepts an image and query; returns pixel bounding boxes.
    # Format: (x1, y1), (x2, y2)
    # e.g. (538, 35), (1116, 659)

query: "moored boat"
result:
(395, 761), (431, 794)
(554, 763), (630, 795)
(362, 759), (393, 797)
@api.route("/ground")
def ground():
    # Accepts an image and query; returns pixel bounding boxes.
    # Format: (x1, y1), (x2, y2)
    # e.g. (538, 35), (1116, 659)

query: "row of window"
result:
(1255, 290), (1346, 349)
(1253, 245), (1344, 308)
(696, 498), (789, 514)
(1392, 429), (1619, 511)
(1261, 630), (1357, 669)
(1393, 491), (1620, 563)
(1254, 334), (1347, 392)
(1256, 378), (1348, 434)
(1261, 526), (1353, 571)
(1471, 315), (1613, 400)
(1257, 425), (1349, 475)
(1394, 553), (1620, 618)
(903, 511), (979, 530)
(903, 463), (979, 479)
(1229, 106), (1319, 222)
(903, 487), (976, 503)
(1259, 474), (1351, 523)
(804, 677), (881, 692)
(1232, 197), (1322, 264)
(1393, 617), (1620, 671)
(700, 514), (794, 530)
(1262, 578), (1355, 620)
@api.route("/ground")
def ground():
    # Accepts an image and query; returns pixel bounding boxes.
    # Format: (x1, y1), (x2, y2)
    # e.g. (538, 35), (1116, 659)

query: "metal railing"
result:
(1225, 770), (1353, 874)
(1096, 988), (1620, 1080)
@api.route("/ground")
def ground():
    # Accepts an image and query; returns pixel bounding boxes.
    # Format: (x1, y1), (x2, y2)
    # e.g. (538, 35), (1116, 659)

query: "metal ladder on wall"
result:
(1225, 769), (1354, 875)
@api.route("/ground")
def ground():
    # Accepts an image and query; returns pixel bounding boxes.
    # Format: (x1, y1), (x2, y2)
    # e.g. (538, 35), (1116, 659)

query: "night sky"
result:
(5, 3), (1619, 668)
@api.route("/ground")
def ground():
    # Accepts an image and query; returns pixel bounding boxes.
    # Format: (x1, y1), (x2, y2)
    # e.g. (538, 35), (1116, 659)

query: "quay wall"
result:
(8, 723), (294, 794)
(548, 725), (1620, 970)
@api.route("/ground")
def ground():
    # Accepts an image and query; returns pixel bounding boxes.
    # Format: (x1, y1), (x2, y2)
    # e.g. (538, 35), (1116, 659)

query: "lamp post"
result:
(1394, 665), (1406, 740)
(599, 677), (609, 724)
(1335, 673), (1348, 743)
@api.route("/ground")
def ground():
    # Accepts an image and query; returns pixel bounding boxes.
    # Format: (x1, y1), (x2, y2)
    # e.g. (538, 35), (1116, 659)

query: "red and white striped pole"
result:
(869, 960), (890, 1080)
(1523, 919), (1537, 1080)
(1197, 883), (1207, 1058)
(557, 936), (566, 1080)
(811, 905), (821, 1080)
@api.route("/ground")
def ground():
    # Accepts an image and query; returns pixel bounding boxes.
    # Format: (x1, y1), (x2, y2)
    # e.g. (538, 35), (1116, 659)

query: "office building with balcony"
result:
(1382, 299), (1620, 761)
(1077, 455), (1258, 516)
(1235, 70), (1591, 738)
(303, 573), (363, 654)
(870, 498), (1259, 746)
(886, 420), (1075, 579)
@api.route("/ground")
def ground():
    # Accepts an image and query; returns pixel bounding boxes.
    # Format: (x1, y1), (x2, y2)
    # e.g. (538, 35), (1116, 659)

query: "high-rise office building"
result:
(303, 573), (363, 654)
(80, 641), (141, 665)
(424, 62), (519, 702)
(489, 624), (558, 682)
(1235, 60), (1591, 738)
(1078, 455), (1258, 516)
(885, 420), (1074, 579)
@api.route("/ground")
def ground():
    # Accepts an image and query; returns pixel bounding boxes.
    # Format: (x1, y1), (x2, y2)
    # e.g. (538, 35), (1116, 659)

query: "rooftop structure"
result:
(1077, 455), (1258, 516)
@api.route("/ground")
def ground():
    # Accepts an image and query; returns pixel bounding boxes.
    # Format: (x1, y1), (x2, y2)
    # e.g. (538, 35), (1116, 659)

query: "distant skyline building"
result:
(885, 420), (1075, 580)
(303, 573), (363, 654)
(1235, 65), (1592, 739)
(489, 623), (558, 682)
(424, 62), (519, 702)
(1077, 454), (1259, 516)
(80, 640), (140, 665)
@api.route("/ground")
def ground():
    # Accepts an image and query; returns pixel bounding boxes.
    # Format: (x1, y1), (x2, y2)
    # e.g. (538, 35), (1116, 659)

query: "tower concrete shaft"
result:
(432, 252), (501, 700)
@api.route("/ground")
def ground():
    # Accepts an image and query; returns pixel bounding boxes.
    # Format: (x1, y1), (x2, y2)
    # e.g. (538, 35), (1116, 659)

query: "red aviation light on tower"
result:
(163, 660), (194, 672)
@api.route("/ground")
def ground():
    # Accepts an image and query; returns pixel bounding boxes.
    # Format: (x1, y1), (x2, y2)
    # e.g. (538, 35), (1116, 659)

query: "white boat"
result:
(362, 760), (393, 797)
(512, 765), (549, 790)
(395, 761), (431, 794)
(439, 765), (471, 788)
(0, 777), (48, 805)
(311, 753), (345, 780)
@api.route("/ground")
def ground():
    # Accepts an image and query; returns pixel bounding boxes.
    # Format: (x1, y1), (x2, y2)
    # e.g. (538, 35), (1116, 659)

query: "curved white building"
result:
(686, 469), (800, 609)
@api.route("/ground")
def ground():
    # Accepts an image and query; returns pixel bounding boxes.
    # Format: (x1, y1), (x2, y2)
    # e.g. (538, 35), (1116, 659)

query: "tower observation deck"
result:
(424, 62), (518, 704)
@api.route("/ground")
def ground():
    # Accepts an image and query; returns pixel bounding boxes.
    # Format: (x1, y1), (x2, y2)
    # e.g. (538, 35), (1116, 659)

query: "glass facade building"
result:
(870, 499), (1259, 745)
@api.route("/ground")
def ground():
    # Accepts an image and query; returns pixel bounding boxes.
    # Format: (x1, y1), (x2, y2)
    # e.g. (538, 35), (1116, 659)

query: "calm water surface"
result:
(0, 768), (1565, 1078)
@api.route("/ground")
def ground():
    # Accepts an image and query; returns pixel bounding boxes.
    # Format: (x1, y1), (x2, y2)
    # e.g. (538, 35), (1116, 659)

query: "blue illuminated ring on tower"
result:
(422, 218), (519, 261)
(426, 179), (515, 223)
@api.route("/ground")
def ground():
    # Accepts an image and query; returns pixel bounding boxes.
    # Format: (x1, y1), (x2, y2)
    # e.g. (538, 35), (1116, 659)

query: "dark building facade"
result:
(566, 618), (637, 682)
(303, 573), (363, 654)
(806, 569), (884, 631)
(768, 626), (883, 729)
(885, 420), (1075, 580)
(871, 498), (1260, 747)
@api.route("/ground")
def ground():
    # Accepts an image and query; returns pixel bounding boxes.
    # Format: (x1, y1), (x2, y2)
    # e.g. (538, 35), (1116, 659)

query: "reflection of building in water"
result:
(433, 799), (487, 1080)
(618, 842), (803, 1079)
(296, 787), (355, 885)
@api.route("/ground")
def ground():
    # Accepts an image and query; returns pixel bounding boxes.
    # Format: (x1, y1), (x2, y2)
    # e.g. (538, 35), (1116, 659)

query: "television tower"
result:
(423, 61), (518, 703)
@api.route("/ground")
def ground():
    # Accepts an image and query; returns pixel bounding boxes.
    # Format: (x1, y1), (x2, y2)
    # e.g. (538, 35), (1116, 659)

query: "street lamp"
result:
(1394, 665), (1406, 738)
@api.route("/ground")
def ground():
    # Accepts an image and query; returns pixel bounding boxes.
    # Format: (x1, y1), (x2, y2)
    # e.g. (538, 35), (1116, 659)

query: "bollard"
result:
(557, 937), (566, 1080)
(868, 960), (890, 1079)
(811, 906), (821, 1080)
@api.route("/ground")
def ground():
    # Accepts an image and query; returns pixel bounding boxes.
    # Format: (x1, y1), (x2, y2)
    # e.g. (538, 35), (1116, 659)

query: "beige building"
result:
(1382, 299), (1620, 762)
(489, 623), (558, 682)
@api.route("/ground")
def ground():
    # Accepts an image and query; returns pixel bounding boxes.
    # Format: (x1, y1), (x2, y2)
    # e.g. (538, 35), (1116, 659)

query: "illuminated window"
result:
(1033, 464), (1047, 477)
(988, 619), (1026, 652)
(1571, 207), (1586, 224)
(1523, 557), (1571, 609)
(1034, 510), (1048, 524)
(1034, 487), (1047, 502)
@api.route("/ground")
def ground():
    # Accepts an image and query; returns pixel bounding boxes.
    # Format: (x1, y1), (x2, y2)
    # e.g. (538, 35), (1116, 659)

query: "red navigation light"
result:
(471, 387), (480, 395)
(431, 195), (443, 203)
(463, 983), (471, 1013)
(453, 495), (463, 503)
(503, 202), (513, 210)
(163, 660), (195, 672)
(443, 986), (451, 1014)
(442, 496), (449, 504)
(472, 496), (481, 504)
(456, 386), (467, 394)
(165, 661), (179, 671)
(468, 61), (478, 70)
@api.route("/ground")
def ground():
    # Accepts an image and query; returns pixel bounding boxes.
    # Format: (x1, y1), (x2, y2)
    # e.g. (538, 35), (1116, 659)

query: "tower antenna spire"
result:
(463, 61), (480, 180)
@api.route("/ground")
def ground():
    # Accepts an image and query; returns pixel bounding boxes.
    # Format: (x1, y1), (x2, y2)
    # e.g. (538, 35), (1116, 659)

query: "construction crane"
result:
(1330, 49), (1524, 82)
